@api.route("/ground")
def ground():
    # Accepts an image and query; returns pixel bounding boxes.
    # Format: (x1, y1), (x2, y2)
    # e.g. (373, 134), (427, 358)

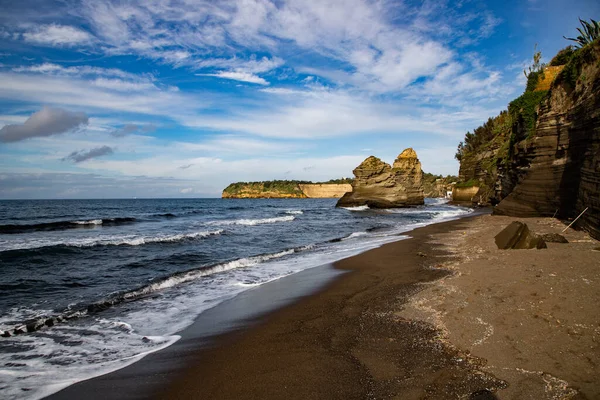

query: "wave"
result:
(285, 210), (304, 215)
(1, 247), (299, 336)
(342, 205), (370, 211)
(0, 217), (136, 234)
(210, 215), (295, 226)
(153, 213), (177, 218)
(0, 230), (224, 253)
(343, 231), (368, 240)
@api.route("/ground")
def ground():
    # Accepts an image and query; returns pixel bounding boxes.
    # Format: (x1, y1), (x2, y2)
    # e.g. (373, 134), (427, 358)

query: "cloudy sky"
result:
(0, 0), (598, 199)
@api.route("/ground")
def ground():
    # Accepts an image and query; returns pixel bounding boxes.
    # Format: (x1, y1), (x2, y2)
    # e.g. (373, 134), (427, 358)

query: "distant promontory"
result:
(222, 179), (353, 199)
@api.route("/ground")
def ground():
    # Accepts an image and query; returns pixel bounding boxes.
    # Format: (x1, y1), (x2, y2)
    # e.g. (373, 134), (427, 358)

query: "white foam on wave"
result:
(342, 205), (370, 211)
(0, 247), (300, 400)
(285, 210), (304, 215)
(0, 325), (181, 400)
(210, 215), (295, 226)
(122, 248), (295, 300)
(72, 219), (103, 225)
(343, 231), (368, 240)
(0, 229), (223, 252)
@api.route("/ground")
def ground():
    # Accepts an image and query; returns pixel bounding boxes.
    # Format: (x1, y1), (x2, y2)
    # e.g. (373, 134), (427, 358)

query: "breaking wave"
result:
(1, 247), (299, 336)
(210, 215), (295, 226)
(285, 210), (304, 215)
(342, 205), (370, 211)
(0, 217), (137, 234)
(0, 230), (224, 252)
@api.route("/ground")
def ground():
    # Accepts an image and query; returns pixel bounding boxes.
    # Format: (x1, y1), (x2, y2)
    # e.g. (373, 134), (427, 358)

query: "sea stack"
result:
(336, 148), (424, 208)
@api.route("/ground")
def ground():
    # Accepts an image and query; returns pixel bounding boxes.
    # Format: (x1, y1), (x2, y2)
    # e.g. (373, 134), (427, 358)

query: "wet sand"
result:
(50, 213), (599, 399)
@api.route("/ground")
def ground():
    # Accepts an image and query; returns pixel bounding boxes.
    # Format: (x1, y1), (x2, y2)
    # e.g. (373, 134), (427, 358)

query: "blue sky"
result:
(0, 0), (598, 199)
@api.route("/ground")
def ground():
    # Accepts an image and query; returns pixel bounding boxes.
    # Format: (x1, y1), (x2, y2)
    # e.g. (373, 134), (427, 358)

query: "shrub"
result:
(549, 46), (575, 66)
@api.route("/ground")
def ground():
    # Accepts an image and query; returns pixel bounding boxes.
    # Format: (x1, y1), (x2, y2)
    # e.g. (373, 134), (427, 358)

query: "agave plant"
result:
(564, 18), (600, 48)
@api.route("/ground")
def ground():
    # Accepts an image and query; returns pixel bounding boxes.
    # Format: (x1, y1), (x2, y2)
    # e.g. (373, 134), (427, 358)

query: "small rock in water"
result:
(142, 336), (151, 343)
(541, 233), (568, 243)
(45, 318), (55, 327)
(13, 326), (26, 335)
(1, 330), (11, 338)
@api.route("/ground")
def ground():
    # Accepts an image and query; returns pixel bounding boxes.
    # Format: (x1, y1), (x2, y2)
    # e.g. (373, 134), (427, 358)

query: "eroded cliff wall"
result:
(494, 42), (600, 240)
(456, 41), (600, 239)
(298, 184), (351, 198)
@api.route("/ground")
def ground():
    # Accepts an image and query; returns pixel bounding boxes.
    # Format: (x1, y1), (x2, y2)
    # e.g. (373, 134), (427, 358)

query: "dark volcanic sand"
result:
(158, 215), (505, 399)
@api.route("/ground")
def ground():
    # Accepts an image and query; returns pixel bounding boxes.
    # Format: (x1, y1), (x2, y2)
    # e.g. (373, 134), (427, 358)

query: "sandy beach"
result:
(158, 213), (598, 399)
(48, 212), (600, 399)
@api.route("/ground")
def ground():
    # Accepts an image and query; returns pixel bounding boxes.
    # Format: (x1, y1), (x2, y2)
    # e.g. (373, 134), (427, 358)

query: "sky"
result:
(0, 0), (598, 199)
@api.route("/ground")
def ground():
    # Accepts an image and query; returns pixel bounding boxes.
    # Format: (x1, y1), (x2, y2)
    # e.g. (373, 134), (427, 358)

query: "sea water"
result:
(0, 197), (472, 399)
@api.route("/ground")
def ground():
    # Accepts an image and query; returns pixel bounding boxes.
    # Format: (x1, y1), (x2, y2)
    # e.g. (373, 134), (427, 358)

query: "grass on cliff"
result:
(554, 40), (597, 89)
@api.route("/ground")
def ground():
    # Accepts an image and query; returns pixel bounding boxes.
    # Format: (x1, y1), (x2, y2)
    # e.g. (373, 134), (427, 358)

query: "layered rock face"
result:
(298, 184), (351, 198)
(336, 148), (424, 208)
(494, 43), (600, 240)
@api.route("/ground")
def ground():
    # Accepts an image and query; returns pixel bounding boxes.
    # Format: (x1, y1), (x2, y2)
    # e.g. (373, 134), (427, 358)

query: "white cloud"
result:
(91, 78), (157, 91)
(53, 0), (499, 93)
(13, 63), (155, 83)
(196, 56), (284, 74)
(22, 24), (93, 47)
(175, 135), (299, 155)
(197, 71), (269, 85)
(0, 72), (203, 116)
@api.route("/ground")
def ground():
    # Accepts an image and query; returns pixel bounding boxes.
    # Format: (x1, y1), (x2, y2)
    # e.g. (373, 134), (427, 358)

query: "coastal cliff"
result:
(222, 180), (352, 199)
(336, 148), (424, 208)
(455, 40), (600, 239)
(423, 173), (457, 198)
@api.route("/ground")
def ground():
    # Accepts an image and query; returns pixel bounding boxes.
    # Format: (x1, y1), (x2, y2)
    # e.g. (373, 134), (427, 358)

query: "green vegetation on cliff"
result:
(454, 21), (599, 204)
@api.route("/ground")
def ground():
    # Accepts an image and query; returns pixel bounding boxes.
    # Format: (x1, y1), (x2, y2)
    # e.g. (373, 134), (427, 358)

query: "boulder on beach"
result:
(336, 148), (424, 208)
(541, 233), (568, 243)
(494, 221), (547, 249)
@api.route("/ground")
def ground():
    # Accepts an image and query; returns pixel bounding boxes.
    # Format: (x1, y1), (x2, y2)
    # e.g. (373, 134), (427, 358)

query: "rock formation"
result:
(455, 41), (600, 240)
(494, 221), (547, 249)
(336, 148), (424, 208)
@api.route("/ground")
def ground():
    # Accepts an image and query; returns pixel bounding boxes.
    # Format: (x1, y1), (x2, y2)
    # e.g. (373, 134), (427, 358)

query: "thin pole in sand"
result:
(562, 207), (589, 233)
(552, 208), (558, 218)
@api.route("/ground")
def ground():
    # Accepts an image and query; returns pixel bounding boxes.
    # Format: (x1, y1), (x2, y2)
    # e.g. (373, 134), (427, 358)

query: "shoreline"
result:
(47, 210), (484, 399)
(46, 211), (600, 399)
(155, 212), (506, 399)
(47, 263), (346, 400)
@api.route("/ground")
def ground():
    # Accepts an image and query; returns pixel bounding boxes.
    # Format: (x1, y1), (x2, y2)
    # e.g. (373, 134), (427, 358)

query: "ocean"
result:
(0, 197), (472, 399)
